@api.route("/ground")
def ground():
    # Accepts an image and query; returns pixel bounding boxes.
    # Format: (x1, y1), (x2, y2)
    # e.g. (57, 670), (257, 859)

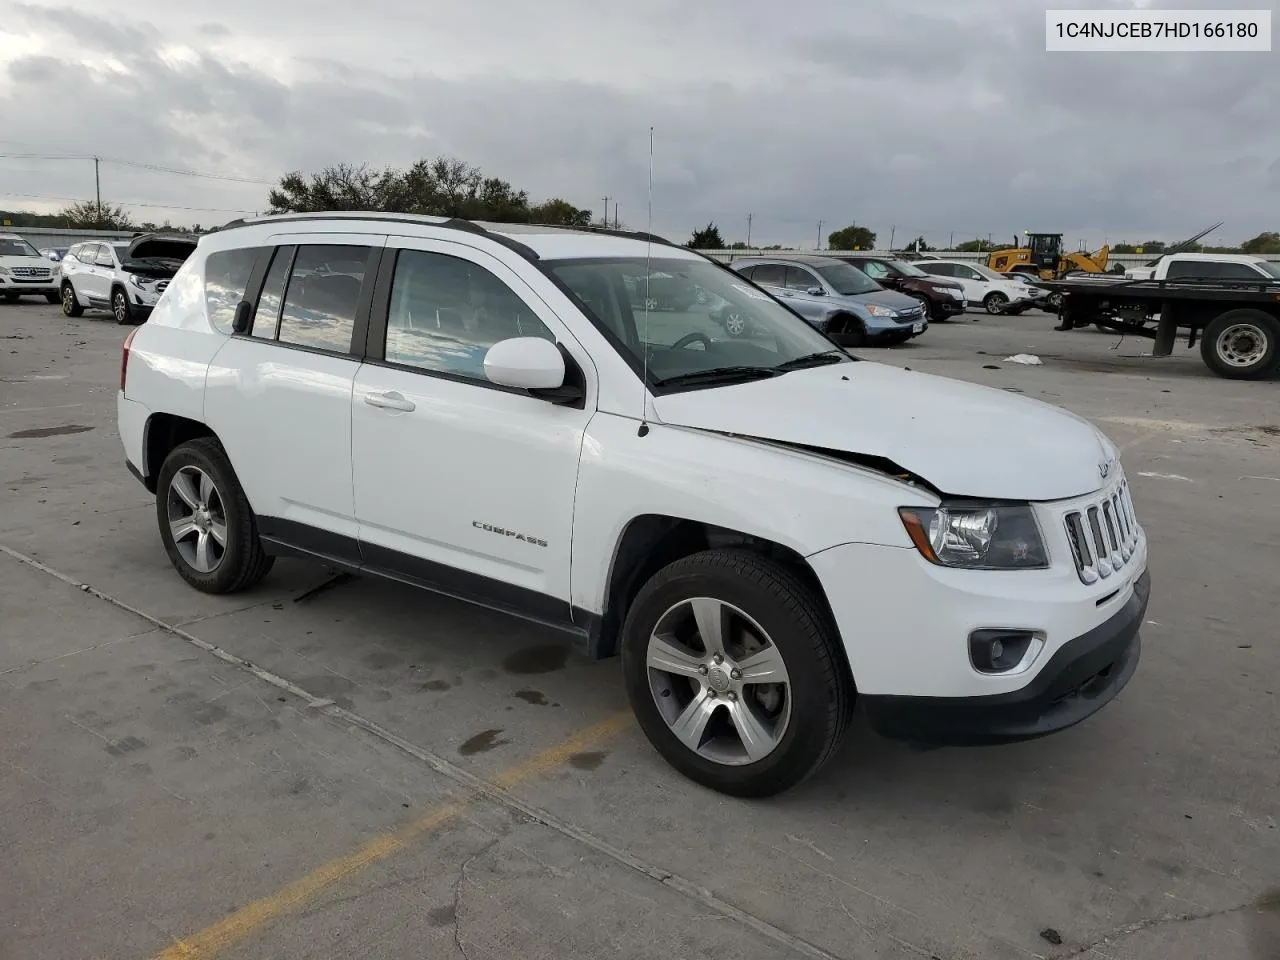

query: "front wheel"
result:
(112, 288), (133, 325)
(983, 292), (1009, 315)
(1200, 310), (1280, 380)
(61, 283), (83, 317)
(156, 438), (275, 593)
(721, 310), (748, 337)
(621, 549), (854, 798)
(911, 294), (933, 319)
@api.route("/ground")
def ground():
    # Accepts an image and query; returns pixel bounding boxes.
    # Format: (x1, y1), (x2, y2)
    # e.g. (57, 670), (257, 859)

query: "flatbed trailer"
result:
(1046, 275), (1280, 380)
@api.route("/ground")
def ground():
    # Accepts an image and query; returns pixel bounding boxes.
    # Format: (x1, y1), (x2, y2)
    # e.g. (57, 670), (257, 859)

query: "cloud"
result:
(0, 0), (1275, 246)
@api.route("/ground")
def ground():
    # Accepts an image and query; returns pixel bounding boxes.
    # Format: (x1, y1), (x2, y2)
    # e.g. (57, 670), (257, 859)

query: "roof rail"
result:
(205, 211), (541, 261)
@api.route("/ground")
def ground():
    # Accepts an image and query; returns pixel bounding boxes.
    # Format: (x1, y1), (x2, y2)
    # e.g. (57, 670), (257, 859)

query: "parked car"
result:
(830, 254), (967, 320)
(1007, 271), (1060, 310)
(913, 259), (1038, 315)
(727, 255), (929, 345)
(117, 213), (1149, 797)
(0, 233), (60, 303)
(60, 233), (198, 323)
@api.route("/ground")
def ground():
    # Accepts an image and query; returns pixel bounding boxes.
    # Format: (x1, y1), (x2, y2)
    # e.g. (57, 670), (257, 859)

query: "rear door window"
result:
(750, 263), (787, 286)
(784, 265), (819, 291)
(275, 245), (373, 353)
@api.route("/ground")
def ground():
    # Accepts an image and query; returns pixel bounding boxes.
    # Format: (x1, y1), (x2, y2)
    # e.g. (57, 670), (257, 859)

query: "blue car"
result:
(726, 255), (929, 346)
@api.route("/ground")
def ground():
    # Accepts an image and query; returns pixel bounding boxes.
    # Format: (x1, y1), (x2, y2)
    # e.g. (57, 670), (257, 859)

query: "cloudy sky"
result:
(1, 0), (1276, 248)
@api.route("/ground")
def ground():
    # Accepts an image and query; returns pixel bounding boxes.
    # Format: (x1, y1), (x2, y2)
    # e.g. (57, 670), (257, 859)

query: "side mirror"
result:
(231, 300), (252, 334)
(485, 336), (571, 393)
(807, 286), (825, 296)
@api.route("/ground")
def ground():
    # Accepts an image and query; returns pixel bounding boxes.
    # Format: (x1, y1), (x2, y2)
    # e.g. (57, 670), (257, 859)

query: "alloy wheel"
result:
(166, 465), (227, 574)
(645, 597), (792, 765)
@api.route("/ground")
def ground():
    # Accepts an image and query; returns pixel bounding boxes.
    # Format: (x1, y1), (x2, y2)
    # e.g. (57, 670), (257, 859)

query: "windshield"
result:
(969, 263), (1006, 281)
(885, 259), (928, 278)
(1258, 261), (1280, 280)
(815, 262), (880, 295)
(0, 238), (41, 257)
(546, 256), (846, 389)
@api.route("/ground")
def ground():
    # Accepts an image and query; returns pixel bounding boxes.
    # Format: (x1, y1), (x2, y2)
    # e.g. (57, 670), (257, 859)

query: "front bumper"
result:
(935, 297), (966, 316)
(862, 569), (1149, 744)
(0, 277), (59, 295)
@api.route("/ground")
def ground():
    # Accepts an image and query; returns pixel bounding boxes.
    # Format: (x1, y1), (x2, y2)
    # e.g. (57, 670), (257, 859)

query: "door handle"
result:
(364, 390), (416, 412)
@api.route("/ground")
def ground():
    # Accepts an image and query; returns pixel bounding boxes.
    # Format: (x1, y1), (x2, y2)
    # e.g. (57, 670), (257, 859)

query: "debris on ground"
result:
(1003, 354), (1043, 365)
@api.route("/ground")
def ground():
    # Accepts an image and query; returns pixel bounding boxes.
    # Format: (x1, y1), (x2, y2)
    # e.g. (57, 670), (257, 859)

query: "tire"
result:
(45, 292), (60, 305)
(911, 294), (933, 319)
(61, 282), (83, 317)
(983, 292), (1009, 315)
(831, 315), (866, 347)
(1199, 310), (1280, 380)
(621, 548), (854, 798)
(112, 287), (133, 325)
(155, 438), (275, 594)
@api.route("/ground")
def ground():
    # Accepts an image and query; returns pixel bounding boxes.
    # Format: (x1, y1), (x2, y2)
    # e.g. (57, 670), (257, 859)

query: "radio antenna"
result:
(638, 125), (654, 438)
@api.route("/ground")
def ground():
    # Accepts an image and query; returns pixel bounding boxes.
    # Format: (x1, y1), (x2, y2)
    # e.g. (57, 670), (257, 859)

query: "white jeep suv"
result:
(117, 213), (1150, 797)
(0, 233), (60, 303)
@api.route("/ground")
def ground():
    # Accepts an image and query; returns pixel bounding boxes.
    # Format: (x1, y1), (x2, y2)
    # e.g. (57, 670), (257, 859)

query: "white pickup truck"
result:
(1124, 252), (1280, 283)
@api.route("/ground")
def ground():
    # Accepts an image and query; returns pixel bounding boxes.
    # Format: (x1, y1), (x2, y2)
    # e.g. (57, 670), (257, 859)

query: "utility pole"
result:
(93, 155), (101, 224)
(949, 231), (954, 250)
(816, 220), (824, 251)
(889, 225), (896, 251)
(613, 207), (619, 230)
(746, 213), (753, 248)
(601, 197), (609, 228)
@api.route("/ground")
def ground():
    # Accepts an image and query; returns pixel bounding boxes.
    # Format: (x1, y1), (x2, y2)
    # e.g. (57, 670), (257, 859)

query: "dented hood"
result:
(651, 360), (1112, 501)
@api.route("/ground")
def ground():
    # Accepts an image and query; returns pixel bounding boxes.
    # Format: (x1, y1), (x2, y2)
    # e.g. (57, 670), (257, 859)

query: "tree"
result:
(267, 155), (591, 226)
(827, 224), (876, 250)
(529, 198), (593, 227)
(687, 222), (725, 249)
(57, 200), (133, 230)
(900, 235), (932, 253)
(955, 238), (994, 253)
(1241, 231), (1280, 255)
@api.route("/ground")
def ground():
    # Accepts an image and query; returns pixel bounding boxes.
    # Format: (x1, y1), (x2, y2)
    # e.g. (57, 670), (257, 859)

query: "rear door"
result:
(204, 234), (386, 560)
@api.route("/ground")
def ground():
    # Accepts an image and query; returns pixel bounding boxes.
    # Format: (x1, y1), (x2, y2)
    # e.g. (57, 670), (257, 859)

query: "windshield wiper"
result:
(654, 366), (780, 388)
(773, 350), (847, 371)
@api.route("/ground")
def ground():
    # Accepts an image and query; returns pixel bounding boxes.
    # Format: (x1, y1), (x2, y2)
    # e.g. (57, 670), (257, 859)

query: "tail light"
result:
(120, 327), (139, 393)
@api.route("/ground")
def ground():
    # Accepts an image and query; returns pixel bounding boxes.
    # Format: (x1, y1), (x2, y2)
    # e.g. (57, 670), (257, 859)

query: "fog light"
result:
(969, 629), (1040, 674)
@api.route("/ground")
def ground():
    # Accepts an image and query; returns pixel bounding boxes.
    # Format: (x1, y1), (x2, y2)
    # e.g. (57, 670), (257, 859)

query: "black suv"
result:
(831, 255), (967, 320)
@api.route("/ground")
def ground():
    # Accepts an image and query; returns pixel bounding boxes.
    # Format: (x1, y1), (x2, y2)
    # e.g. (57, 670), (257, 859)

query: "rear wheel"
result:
(1200, 310), (1280, 380)
(622, 549), (853, 797)
(61, 282), (83, 317)
(156, 438), (275, 593)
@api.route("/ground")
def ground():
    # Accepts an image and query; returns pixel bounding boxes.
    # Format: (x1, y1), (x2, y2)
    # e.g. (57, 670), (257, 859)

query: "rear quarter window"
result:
(204, 248), (259, 333)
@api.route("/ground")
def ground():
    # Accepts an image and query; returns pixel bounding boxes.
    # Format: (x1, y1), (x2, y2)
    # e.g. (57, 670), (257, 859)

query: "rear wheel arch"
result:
(143, 413), (220, 493)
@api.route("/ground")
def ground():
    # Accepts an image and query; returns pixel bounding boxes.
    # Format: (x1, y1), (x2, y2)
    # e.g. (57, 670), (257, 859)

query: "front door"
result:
(350, 237), (595, 628)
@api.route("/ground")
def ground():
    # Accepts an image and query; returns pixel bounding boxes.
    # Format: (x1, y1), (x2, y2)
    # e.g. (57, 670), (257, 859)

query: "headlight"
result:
(128, 273), (155, 289)
(898, 504), (1048, 570)
(865, 304), (896, 317)
(0, 267), (10, 276)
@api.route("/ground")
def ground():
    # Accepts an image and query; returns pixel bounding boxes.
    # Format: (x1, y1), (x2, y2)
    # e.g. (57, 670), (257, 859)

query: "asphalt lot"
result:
(2, 298), (1277, 960)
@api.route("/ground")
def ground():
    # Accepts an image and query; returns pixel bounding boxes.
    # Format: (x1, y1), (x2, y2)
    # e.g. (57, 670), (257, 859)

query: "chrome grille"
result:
(156, 280), (169, 294)
(1064, 478), (1141, 584)
(11, 266), (51, 278)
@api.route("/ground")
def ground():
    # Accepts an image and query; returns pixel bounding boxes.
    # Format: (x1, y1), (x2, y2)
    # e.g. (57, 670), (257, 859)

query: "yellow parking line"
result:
(152, 711), (633, 960)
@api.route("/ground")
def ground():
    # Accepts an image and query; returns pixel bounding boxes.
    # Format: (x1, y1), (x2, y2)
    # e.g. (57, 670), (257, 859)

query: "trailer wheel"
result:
(1200, 310), (1280, 380)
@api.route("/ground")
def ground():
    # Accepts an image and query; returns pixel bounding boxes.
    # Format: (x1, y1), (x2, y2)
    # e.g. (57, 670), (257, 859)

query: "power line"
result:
(0, 191), (256, 214)
(0, 151), (272, 185)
